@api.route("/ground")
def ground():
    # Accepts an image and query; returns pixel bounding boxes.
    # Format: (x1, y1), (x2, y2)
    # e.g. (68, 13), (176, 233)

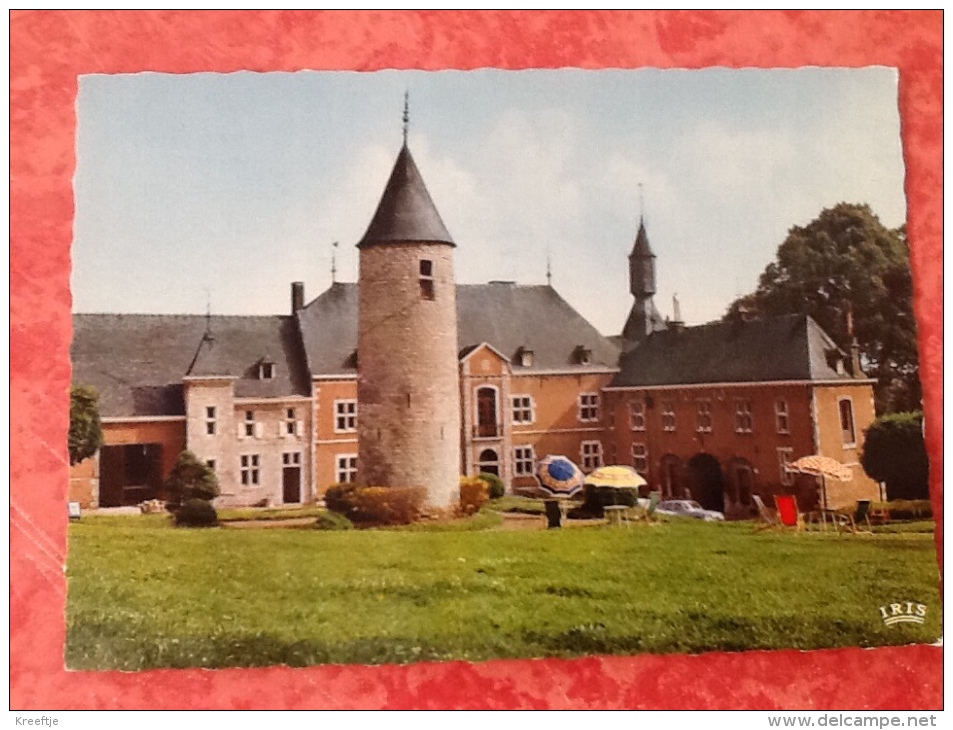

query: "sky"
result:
(73, 68), (906, 335)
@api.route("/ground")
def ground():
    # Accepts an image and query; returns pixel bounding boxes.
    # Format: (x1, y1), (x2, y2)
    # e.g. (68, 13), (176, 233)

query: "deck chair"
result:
(642, 491), (661, 523)
(753, 494), (777, 530)
(837, 500), (873, 534)
(774, 494), (803, 531)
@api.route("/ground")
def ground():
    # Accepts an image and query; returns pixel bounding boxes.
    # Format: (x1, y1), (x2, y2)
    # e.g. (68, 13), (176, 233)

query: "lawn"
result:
(66, 515), (941, 670)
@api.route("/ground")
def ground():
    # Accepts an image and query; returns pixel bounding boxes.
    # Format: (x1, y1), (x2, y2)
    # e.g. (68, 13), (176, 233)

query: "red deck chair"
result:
(774, 494), (803, 530)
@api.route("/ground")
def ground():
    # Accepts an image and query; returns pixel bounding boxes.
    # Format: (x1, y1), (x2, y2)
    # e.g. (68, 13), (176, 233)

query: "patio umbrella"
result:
(535, 455), (585, 499)
(584, 465), (648, 490)
(785, 455), (854, 510)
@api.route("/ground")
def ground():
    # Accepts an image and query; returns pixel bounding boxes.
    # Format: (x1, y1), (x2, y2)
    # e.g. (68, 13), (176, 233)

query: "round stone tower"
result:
(355, 142), (461, 508)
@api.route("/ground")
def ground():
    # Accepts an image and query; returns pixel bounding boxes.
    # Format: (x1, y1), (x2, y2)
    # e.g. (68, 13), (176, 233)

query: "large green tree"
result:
(69, 385), (104, 466)
(861, 411), (929, 501)
(726, 203), (919, 413)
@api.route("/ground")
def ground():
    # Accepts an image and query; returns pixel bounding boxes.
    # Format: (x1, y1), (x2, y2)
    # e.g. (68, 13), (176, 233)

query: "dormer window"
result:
(517, 347), (534, 368)
(419, 259), (435, 300)
(259, 360), (275, 380)
(574, 346), (592, 366)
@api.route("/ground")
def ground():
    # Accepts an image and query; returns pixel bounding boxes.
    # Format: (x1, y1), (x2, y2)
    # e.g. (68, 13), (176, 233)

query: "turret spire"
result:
(402, 90), (409, 145)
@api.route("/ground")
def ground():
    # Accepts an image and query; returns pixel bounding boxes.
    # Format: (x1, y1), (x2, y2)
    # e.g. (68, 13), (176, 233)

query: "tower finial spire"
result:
(203, 287), (213, 342)
(402, 90), (409, 145)
(546, 250), (552, 286)
(331, 241), (339, 284)
(638, 182), (645, 224)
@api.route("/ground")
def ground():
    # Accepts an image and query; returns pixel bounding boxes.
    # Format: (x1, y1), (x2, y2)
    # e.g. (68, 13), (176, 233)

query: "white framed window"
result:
(240, 454), (260, 486)
(283, 407), (302, 437)
(696, 400), (713, 433)
(579, 393), (600, 422)
(838, 397), (856, 446)
(630, 400), (645, 431)
(632, 443), (648, 475)
(205, 405), (216, 436)
(734, 400), (753, 433)
(581, 440), (603, 471)
(259, 361), (275, 380)
(511, 395), (535, 425)
(419, 259), (435, 300)
(335, 399), (357, 433)
(778, 447), (793, 486)
(282, 452), (301, 466)
(239, 410), (262, 439)
(513, 445), (535, 476)
(661, 401), (676, 432)
(336, 454), (358, 483)
(775, 399), (790, 434)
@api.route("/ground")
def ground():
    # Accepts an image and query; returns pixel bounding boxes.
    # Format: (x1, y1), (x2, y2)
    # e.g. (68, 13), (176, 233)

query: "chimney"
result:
(669, 294), (685, 333)
(850, 337), (863, 378)
(291, 282), (304, 313)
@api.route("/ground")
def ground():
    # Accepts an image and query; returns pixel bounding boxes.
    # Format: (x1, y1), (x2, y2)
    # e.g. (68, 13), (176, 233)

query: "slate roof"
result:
(71, 314), (310, 417)
(611, 313), (864, 388)
(357, 144), (455, 248)
(297, 282), (621, 376)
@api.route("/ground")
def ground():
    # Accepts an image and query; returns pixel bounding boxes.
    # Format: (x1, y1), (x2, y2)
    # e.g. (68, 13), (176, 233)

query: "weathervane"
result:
(331, 241), (339, 284)
(402, 90), (410, 144)
(546, 250), (552, 287)
(638, 182), (645, 223)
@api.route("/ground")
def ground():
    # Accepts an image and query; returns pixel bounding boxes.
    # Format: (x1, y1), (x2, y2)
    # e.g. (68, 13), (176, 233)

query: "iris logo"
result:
(879, 601), (927, 626)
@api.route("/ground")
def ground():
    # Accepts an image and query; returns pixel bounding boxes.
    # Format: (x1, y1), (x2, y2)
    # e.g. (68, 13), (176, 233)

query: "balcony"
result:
(472, 423), (503, 439)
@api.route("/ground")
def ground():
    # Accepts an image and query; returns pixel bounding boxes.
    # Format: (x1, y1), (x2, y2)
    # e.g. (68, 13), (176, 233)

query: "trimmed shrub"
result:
(477, 472), (506, 500)
(326, 485), (426, 525)
(314, 511), (354, 531)
(459, 476), (490, 515)
(166, 450), (220, 505)
(174, 498), (218, 528)
(862, 411), (929, 501)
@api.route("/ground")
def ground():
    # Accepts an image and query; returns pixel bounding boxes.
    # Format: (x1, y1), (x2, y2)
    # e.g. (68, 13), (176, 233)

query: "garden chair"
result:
(752, 494), (777, 531)
(774, 494), (803, 531)
(835, 499), (873, 534)
(640, 491), (661, 523)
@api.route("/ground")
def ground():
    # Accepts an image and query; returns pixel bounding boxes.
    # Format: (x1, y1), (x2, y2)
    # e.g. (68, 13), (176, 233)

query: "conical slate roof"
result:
(357, 144), (455, 248)
(630, 218), (654, 258)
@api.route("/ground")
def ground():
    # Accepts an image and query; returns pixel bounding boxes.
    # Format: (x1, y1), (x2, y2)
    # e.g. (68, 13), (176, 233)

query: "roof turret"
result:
(357, 144), (455, 248)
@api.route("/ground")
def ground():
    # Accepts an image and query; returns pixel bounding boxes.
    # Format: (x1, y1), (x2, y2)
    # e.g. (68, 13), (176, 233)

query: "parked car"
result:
(656, 500), (725, 522)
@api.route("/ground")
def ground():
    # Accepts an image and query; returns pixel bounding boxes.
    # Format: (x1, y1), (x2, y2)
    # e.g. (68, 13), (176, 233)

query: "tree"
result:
(861, 412), (929, 501)
(726, 204), (919, 413)
(68, 385), (104, 466)
(165, 450), (220, 504)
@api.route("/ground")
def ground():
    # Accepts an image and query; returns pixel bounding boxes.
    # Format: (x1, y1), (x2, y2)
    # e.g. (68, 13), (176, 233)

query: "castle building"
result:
(69, 136), (881, 515)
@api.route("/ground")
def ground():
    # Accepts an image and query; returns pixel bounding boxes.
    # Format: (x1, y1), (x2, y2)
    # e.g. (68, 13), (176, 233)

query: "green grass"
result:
(485, 495), (547, 514)
(66, 518), (941, 670)
(217, 504), (327, 522)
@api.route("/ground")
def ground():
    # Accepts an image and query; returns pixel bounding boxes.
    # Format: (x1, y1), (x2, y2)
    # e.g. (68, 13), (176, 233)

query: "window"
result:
(259, 360), (275, 380)
(206, 459), (216, 471)
(240, 454), (260, 486)
(574, 346), (592, 365)
(778, 448), (793, 486)
(282, 452), (301, 466)
(661, 401), (676, 432)
(419, 259), (435, 300)
(513, 445), (535, 476)
(734, 400), (753, 433)
(579, 393), (599, 422)
(839, 398), (856, 446)
(517, 347), (534, 367)
(284, 407), (300, 437)
(242, 410), (257, 438)
(205, 406), (216, 436)
(630, 400), (645, 431)
(696, 400), (712, 433)
(335, 400), (357, 432)
(632, 443), (648, 474)
(511, 395), (535, 425)
(581, 441), (603, 471)
(336, 454), (358, 483)
(775, 399), (790, 434)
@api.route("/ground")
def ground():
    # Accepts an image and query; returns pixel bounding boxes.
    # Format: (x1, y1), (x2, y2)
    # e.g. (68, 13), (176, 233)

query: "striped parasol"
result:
(535, 455), (585, 499)
(786, 455), (854, 482)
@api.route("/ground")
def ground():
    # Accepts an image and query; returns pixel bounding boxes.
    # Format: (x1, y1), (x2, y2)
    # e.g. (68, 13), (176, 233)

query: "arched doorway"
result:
(475, 387), (499, 438)
(477, 448), (500, 477)
(687, 453), (725, 513)
(658, 454), (684, 499)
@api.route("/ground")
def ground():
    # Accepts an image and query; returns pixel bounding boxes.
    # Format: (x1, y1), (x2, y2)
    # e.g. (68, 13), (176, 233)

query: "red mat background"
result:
(10, 10), (943, 710)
